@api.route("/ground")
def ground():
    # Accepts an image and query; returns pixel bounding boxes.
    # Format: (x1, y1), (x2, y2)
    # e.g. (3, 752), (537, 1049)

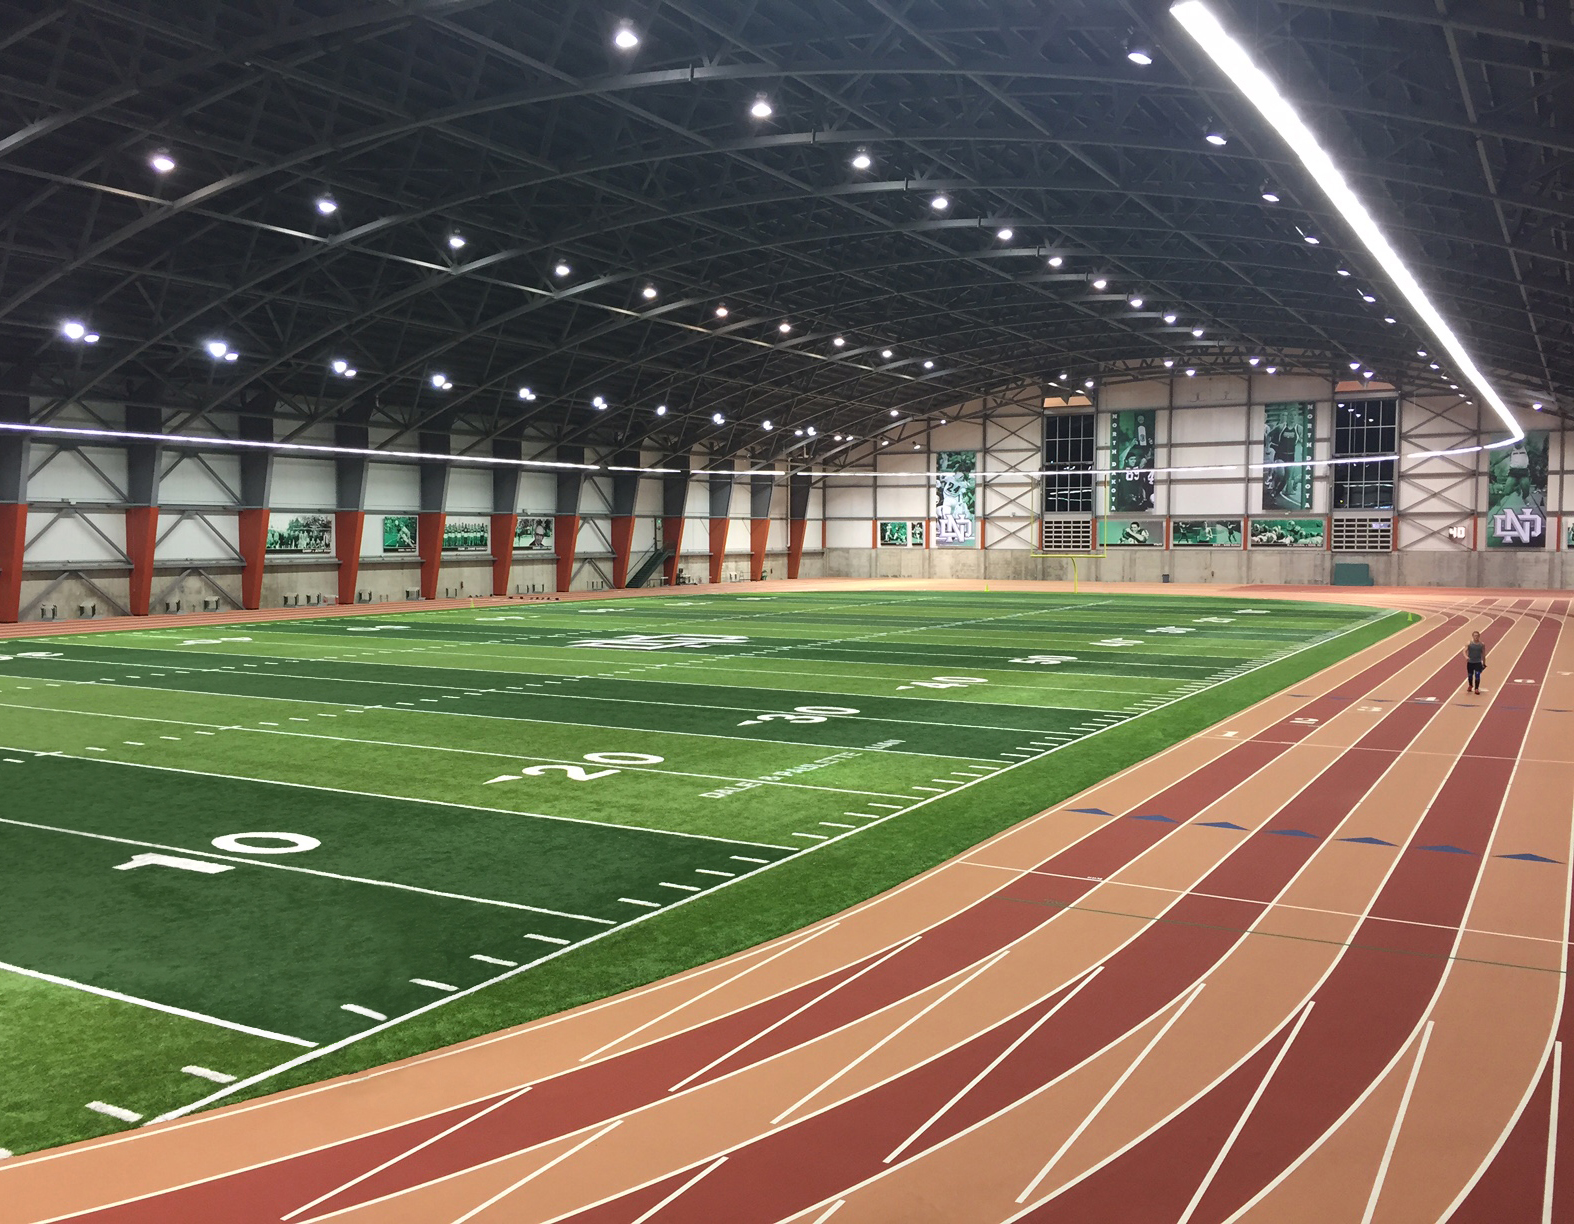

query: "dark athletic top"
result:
(1467, 641), (1485, 665)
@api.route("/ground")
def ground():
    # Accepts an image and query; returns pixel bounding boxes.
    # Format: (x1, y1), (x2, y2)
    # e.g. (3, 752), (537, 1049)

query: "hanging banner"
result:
(382, 515), (417, 554)
(1099, 518), (1164, 546)
(1262, 401), (1314, 511)
(1109, 410), (1156, 512)
(1171, 519), (1242, 548)
(1249, 518), (1326, 548)
(265, 513), (332, 555)
(933, 450), (978, 547)
(878, 521), (925, 547)
(1486, 433), (1548, 549)
(443, 518), (490, 552)
(514, 516), (554, 551)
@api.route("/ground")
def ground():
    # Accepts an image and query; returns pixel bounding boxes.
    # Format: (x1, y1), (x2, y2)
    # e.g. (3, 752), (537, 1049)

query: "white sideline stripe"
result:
(1546, 1041), (1562, 1223)
(0, 741), (793, 853)
(523, 933), (572, 945)
(130, 605), (1401, 1124)
(85, 1102), (142, 1124)
(0, 959), (316, 1047)
(181, 1065), (237, 1084)
(619, 897), (661, 908)
(0, 813), (614, 926)
(410, 978), (457, 992)
(470, 955), (517, 967)
(340, 1004), (386, 1021)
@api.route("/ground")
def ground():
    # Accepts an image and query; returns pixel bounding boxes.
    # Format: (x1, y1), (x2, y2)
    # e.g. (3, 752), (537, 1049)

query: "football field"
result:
(0, 589), (1400, 1155)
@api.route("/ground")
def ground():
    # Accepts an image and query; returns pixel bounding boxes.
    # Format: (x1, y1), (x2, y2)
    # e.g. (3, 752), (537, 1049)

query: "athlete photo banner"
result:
(514, 517), (553, 550)
(443, 519), (490, 552)
(1171, 519), (1242, 548)
(1100, 518), (1164, 546)
(1109, 410), (1157, 512)
(1262, 401), (1314, 511)
(1249, 518), (1326, 548)
(1486, 432), (1548, 549)
(934, 450), (978, 547)
(265, 513), (332, 555)
(382, 515), (417, 553)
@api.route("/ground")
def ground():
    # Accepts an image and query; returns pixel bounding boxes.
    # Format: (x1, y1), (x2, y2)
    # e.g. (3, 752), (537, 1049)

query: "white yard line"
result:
(0, 959), (316, 1047)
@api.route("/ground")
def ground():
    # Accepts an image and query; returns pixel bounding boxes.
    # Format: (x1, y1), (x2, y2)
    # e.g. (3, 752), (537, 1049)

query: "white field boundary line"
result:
(1214, 609), (1564, 1222)
(2, 605), (1441, 1216)
(0, 812), (619, 925)
(0, 672), (1002, 765)
(132, 605), (1401, 1125)
(5, 657), (1121, 740)
(0, 959), (316, 1047)
(0, 702), (916, 802)
(0, 748), (794, 851)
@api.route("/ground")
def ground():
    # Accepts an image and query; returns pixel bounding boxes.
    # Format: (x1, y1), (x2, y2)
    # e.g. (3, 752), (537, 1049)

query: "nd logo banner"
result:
(1486, 434), (1548, 549)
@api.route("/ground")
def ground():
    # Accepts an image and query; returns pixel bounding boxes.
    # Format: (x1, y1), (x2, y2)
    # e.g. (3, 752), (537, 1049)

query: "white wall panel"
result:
(517, 469), (557, 513)
(270, 457), (335, 509)
(364, 462), (420, 512)
(155, 512), (238, 562)
(27, 447), (128, 502)
(445, 466), (492, 514)
(24, 511), (127, 565)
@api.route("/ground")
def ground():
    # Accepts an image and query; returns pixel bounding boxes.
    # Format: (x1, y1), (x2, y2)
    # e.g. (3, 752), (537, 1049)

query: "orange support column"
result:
(749, 518), (770, 581)
(125, 506), (159, 616)
(662, 516), (684, 586)
(554, 513), (579, 592)
(237, 507), (268, 610)
(787, 518), (808, 580)
(708, 518), (729, 584)
(490, 513), (517, 595)
(417, 512), (445, 600)
(0, 503), (25, 623)
(335, 511), (364, 606)
(610, 515), (635, 587)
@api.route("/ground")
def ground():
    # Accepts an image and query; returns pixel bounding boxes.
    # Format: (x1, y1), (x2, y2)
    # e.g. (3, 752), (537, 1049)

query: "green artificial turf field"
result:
(0, 588), (1406, 1155)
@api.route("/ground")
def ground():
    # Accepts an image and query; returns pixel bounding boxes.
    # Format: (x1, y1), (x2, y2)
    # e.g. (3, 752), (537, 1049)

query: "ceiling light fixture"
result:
(807, 426), (817, 436)
(1302, 233), (1321, 245)
(149, 151), (175, 174)
(1163, 312), (1178, 325)
(1266, 365), (1278, 374)
(851, 148), (872, 170)
(1048, 255), (1064, 267)
(61, 321), (87, 341)
(1092, 277), (1108, 290)
(889, 409), (899, 417)
(553, 261), (571, 278)
(641, 285), (657, 300)
(1260, 184), (1280, 202)
(1191, 326), (1205, 337)
(315, 195), (338, 216)
(996, 227), (1014, 240)
(930, 194), (950, 211)
(749, 95), (773, 119)
(923, 360), (934, 369)
(1126, 37), (1155, 66)
(205, 340), (231, 359)
(655, 405), (668, 416)
(1172, 0), (1520, 443)
(762, 420), (773, 430)
(1363, 370), (1375, 380)
(881, 349), (894, 359)
(1163, 358), (1175, 368)
(518, 387), (536, 401)
(1204, 125), (1228, 146)
(712, 412), (725, 425)
(1361, 293), (1377, 303)
(592, 395), (607, 410)
(613, 24), (639, 49)
(714, 305), (728, 318)
(1248, 356), (1260, 366)
(832, 336), (845, 347)
(778, 321), (792, 334)
(1185, 368), (1197, 376)
(447, 233), (466, 251)
(1128, 296), (1144, 308)
(1085, 378), (1096, 388)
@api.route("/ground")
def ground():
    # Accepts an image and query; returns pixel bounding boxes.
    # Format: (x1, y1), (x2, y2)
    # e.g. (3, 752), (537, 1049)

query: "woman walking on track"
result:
(1464, 630), (1487, 694)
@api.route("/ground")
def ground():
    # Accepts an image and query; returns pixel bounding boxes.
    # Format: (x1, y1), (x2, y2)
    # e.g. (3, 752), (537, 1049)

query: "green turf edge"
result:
(157, 606), (1409, 1117)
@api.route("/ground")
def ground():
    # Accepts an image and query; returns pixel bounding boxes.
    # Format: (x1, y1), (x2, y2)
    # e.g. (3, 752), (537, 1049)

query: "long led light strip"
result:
(1170, 0), (1524, 447)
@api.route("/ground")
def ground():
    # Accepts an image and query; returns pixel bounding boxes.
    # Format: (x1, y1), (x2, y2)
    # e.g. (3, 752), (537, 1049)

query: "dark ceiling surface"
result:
(0, 0), (1568, 464)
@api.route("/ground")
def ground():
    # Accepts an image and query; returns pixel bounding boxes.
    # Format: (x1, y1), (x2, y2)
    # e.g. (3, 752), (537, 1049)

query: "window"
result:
(1044, 412), (1094, 513)
(1332, 398), (1396, 510)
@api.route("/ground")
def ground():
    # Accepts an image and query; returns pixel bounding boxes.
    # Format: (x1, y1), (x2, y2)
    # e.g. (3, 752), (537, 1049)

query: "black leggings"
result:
(1466, 662), (1484, 687)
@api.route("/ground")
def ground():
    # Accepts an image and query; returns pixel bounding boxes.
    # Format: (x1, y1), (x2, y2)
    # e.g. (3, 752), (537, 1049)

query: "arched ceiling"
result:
(0, 0), (1569, 466)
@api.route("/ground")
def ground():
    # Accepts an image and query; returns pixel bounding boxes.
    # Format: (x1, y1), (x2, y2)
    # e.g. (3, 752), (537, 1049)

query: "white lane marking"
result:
(629, 1156), (728, 1224)
(731, 855), (769, 864)
(807, 1200), (846, 1223)
(694, 869), (735, 878)
(820, 822), (855, 830)
(523, 933), (571, 946)
(0, 959), (315, 1047)
(659, 882), (701, 893)
(619, 897), (661, 908)
(410, 979), (457, 992)
(470, 955), (518, 968)
(449, 1120), (622, 1224)
(340, 1004), (387, 1021)
(181, 1066), (237, 1084)
(1016, 981), (1208, 1203)
(1360, 1021), (1436, 1224)
(0, 814), (614, 926)
(793, 832), (828, 841)
(85, 1102), (142, 1123)
(1545, 1041), (1562, 1224)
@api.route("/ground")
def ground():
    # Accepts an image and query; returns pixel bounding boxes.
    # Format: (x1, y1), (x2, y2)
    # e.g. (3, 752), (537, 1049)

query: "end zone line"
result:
(0, 959), (316, 1048)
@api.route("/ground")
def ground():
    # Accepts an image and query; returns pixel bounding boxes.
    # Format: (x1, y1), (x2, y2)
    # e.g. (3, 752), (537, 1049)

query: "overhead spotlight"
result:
(832, 336), (846, 347)
(996, 227), (1014, 240)
(1128, 296), (1144, 308)
(205, 339), (230, 359)
(834, 434), (843, 441)
(1349, 361), (1361, 370)
(61, 320), (87, 341)
(447, 232), (466, 251)
(149, 151), (175, 174)
(750, 95), (773, 119)
(913, 442), (922, 450)
(1092, 277), (1108, 290)
(807, 426), (817, 436)
(851, 148), (872, 170)
(778, 321), (792, 334)
(1336, 267), (1351, 277)
(430, 372), (448, 388)
(1185, 368), (1197, 377)
(1204, 125), (1228, 146)
(641, 285), (658, 300)
(517, 386), (536, 401)
(1162, 312), (1178, 325)
(592, 395), (608, 409)
(1362, 370), (1375, 380)
(794, 429), (804, 437)
(1265, 365), (1278, 374)
(881, 349), (894, 359)
(1047, 255), (1064, 268)
(1191, 326), (1205, 337)
(1163, 358), (1175, 368)
(1084, 378), (1096, 388)
(1260, 184), (1281, 203)
(331, 359), (350, 375)
(712, 412), (725, 425)
(714, 305), (728, 318)
(923, 360), (934, 369)
(1383, 316), (1397, 324)
(1126, 39), (1154, 66)
(1417, 350), (1428, 357)
(315, 195), (338, 216)
(889, 408), (899, 417)
(881, 440), (890, 446)
(1429, 362), (1440, 370)
(655, 404), (668, 416)
(553, 261), (572, 278)
(939, 418), (947, 425)
(226, 352), (239, 362)
(762, 420), (773, 430)
(1361, 293), (1377, 303)
(613, 23), (639, 49)
(930, 194), (950, 211)
(1248, 356), (1260, 366)
(1532, 402), (1544, 411)
(83, 331), (99, 343)
(1302, 233), (1321, 245)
